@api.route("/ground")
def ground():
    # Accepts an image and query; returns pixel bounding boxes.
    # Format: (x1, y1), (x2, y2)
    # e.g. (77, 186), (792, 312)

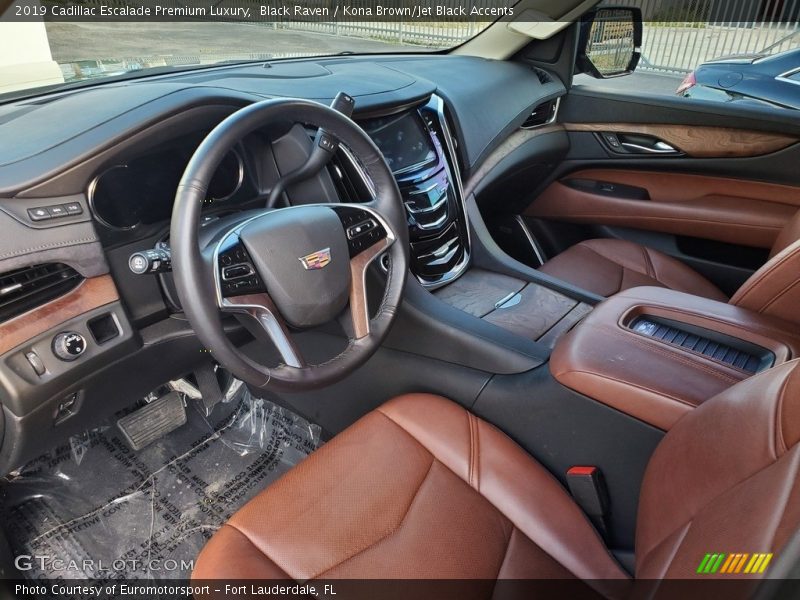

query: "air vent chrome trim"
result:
(416, 94), (471, 290)
(522, 97), (561, 130)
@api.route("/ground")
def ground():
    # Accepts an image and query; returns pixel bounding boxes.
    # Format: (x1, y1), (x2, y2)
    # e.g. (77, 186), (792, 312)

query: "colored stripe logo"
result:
(697, 553), (773, 575)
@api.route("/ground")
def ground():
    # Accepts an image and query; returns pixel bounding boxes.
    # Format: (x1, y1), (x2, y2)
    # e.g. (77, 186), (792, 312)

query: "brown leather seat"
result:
(539, 210), (800, 309)
(194, 360), (800, 590)
(539, 238), (728, 301)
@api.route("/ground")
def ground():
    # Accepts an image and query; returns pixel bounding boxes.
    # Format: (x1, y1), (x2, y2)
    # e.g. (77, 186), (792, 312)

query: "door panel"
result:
(563, 123), (798, 158)
(511, 84), (800, 294)
(527, 168), (800, 249)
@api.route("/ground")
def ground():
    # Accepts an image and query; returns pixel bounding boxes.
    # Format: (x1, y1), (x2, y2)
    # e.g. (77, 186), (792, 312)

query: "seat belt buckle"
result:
(566, 466), (610, 537)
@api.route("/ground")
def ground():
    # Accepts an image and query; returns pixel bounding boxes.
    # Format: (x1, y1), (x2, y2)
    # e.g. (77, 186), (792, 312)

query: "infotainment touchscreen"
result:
(361, 112), (437, 174)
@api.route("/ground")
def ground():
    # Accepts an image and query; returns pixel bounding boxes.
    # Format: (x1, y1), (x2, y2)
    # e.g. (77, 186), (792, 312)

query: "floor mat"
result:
(1, 386), (321, 581)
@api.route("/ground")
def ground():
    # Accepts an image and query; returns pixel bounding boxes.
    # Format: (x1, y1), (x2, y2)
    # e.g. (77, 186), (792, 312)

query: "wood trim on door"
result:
(564, 123), (798, 158)
(462, 124), (565, 199)
(0, 275), (119, 354)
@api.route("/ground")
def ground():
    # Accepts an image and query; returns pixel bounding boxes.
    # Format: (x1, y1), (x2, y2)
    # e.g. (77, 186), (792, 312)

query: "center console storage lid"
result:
(550, 287), (800, 431)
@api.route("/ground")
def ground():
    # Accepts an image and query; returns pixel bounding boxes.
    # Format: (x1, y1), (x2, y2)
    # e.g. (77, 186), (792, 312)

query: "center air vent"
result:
(522, 99), (558, 129)
(0, 263), (82, 322)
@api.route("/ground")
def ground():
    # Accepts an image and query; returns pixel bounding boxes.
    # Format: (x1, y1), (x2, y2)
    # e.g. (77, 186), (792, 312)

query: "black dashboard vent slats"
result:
(522, 100), (557, 129)
(630, 317), (771, 375)
(0, 263), (83, 322)
(329, 154), (370, 204)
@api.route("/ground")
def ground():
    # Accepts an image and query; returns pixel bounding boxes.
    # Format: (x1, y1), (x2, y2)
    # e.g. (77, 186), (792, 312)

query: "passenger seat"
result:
(539, 210), (800, 308)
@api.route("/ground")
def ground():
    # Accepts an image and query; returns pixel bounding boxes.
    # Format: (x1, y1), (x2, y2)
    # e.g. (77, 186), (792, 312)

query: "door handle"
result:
(599, 132), (682, 156)
(621, 140), (679, 154)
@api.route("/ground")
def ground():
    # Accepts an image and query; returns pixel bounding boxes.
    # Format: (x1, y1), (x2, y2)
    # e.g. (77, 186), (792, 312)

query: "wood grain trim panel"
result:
(564, 123), (798, 158)
(349, 239), (390, 339)
(463, 124), (565, 199)
(0, 275), (118, 355)
(527, 169), (800, 249)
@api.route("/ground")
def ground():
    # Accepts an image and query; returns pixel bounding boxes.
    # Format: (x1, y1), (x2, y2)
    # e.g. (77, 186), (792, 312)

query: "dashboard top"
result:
(0, 54), (566, 196)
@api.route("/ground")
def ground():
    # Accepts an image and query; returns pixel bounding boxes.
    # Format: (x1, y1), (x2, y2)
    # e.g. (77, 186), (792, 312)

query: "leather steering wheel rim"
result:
(170, 98), (409, 392)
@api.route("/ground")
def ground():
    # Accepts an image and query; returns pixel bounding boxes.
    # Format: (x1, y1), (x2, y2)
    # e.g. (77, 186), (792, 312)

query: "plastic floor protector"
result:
(0, 386), (321, 581)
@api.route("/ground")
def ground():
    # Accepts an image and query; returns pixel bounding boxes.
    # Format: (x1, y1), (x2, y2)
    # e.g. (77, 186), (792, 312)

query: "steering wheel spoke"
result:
(215, 231), (305, 368)
(221, 293), (305, 368)
(349, 237), (392, 339)
(333, 204), (396, 339)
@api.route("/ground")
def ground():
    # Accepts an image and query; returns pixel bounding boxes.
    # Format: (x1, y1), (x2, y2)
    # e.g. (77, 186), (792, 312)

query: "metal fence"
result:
(605, 0), (800, 74)
(261, 20), (486, 47)
(78, 0), (499, 47)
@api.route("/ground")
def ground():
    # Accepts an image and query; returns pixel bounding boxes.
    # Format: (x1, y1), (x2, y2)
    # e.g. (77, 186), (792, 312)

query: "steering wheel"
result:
(170, 99), (409, 392)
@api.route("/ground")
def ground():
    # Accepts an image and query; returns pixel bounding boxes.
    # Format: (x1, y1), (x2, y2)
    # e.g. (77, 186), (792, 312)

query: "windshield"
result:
(0, 1), (513, 98)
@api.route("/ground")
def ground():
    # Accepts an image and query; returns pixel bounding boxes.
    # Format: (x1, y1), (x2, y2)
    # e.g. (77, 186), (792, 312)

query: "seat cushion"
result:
(539, 239), (728, 302)
(193, 394), (629, 594)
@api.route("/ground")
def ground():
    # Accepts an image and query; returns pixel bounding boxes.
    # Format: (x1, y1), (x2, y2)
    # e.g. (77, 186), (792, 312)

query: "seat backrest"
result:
(771, 209), (800, 259)
(635, 360), (800, 580)
(730, 210), (800, 327)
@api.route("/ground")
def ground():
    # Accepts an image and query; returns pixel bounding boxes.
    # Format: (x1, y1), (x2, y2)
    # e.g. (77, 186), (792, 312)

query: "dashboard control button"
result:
(28, 207), (51, 221)
(129, 253), (149, 274)
(47, 205), (68, 218)
(63, 202), (83, 215)
(52, 332), (87, 361)
(25, 351), (46, 376)
(128, 248), (172, 275)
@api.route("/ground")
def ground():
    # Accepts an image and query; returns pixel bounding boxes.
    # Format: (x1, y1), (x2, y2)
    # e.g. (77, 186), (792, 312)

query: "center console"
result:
(338, 95), (592, 350)
(551, 287), (800, 430)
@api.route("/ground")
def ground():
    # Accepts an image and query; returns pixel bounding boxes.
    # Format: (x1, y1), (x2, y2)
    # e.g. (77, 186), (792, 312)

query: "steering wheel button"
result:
(223, 264), (253, 280)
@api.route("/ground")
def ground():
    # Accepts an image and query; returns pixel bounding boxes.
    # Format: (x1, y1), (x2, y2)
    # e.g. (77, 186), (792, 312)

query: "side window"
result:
(577, 0), (800, 111)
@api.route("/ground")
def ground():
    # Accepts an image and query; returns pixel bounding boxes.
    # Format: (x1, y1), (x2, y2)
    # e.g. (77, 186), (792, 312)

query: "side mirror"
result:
(577, 7), (643, 78)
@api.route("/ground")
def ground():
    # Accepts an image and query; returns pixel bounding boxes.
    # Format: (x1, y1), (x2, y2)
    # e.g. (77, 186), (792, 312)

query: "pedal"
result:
(117, 391), (186, 451)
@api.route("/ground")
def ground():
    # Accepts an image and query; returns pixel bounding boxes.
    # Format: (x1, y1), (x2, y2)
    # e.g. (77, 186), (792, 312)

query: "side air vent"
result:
(0, 263), (83, 322)
(531, 67), (553, 84)
(522, 99), (558, 129)
(630, 317), (774, 374)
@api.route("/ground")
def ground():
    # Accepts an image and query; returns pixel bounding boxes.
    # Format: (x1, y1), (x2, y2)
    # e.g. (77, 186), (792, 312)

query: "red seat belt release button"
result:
(566, 466), (610, 535)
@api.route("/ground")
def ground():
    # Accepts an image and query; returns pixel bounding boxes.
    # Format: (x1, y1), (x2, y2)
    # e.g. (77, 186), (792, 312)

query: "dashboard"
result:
(0, 53), (566, 472)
